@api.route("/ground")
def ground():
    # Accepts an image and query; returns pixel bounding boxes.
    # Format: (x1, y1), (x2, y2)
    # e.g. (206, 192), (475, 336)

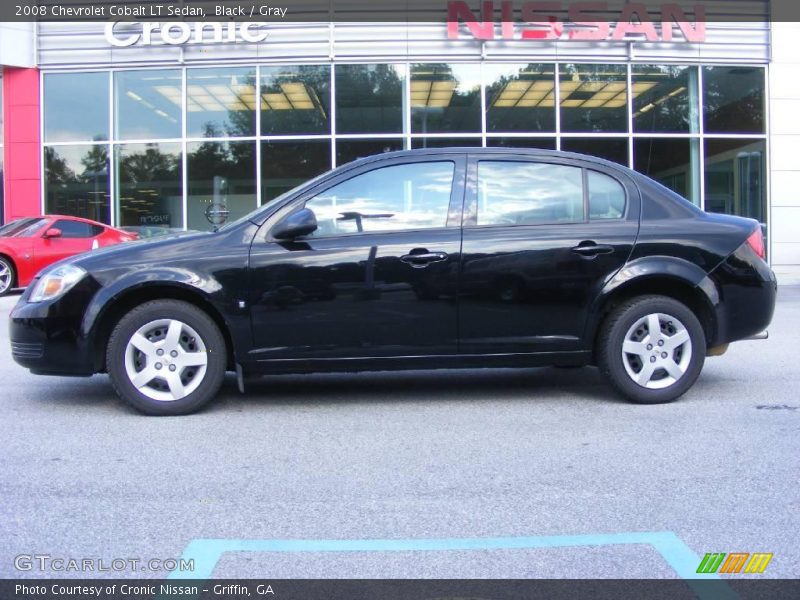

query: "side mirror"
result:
(272, 208), (318, 240)
(43, 228), (62, 239)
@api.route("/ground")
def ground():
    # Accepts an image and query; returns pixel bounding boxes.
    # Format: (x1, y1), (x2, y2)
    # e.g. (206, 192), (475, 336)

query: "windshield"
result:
(217, 168), (335, 232)
(0, 218), (45, 237)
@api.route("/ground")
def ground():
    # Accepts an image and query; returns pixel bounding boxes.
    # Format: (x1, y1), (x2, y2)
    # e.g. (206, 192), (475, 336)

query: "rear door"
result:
(458, 154), (640, 354)
(247, 154), (466, 360)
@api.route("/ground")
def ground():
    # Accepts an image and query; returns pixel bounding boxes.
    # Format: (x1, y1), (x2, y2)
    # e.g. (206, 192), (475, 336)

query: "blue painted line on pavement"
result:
(170, 532), (737, 600)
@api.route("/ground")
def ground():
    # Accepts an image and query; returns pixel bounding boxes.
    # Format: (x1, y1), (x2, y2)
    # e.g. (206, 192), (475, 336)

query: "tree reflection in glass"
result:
(411, 63), (481, 133)
(116, 143), (182, 228)
(45, 145), (110, 223)
(336, 64), (405, 134)
(261, 65), (331, 135)
(633, 65), (698, 133)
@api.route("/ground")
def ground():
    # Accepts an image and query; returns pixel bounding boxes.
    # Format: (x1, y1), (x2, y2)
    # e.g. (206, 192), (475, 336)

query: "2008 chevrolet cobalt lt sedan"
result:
(10, 149), (776, 415)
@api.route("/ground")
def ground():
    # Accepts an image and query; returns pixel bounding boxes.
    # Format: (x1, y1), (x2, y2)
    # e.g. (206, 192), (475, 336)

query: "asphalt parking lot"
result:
(1, 287), (798, 581)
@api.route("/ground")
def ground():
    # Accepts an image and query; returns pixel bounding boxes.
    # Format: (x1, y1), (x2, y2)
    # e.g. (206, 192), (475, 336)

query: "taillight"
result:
(745, 227), (766, 260)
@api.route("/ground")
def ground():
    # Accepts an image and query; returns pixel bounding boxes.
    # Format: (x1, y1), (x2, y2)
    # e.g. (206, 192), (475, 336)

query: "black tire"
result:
(106, 299), (227, 415)
(0, 256), (16, 297)
(598, 295), (706, 404)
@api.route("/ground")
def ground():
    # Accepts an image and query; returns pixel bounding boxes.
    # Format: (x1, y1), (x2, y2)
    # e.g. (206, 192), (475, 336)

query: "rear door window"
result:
(475, 161), (584, 226)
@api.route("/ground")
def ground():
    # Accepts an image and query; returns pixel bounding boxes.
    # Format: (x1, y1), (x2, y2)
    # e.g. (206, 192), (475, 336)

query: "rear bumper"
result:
(708, 245), (777, 346)
(9, 285), (96, 377)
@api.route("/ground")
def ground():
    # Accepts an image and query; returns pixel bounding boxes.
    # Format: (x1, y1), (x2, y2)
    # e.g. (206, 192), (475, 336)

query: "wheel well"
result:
(92, 285), (235, 373)
(593, 277), (717, 355)
(0, 253), (17, 285)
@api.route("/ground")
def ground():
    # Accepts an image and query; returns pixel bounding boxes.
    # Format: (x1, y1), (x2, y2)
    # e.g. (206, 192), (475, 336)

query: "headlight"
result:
(29, 264), (87, 303)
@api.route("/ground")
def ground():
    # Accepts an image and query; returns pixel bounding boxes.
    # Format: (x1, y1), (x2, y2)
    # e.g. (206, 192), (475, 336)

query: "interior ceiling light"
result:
(411, 65), (459, 108)
(260, 81), (323, 116)
(634, 86), (687, 117)
(491, 78), (657, 109)
(158, 82), (260, 113)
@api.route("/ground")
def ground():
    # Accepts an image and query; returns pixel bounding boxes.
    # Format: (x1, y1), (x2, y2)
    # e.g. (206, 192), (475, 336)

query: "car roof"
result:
(36, 214), (116, 228)
(343, 147), (633, 174)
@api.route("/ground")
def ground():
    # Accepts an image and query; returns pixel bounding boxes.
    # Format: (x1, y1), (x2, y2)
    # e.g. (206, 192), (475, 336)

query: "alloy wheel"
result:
(0, 260), (12, 294)
(621, 312), (692, 389)
(124, 318), (208, 401)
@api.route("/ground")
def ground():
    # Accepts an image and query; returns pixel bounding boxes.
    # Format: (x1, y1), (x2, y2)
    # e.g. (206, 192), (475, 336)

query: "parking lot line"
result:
(169, 531), (736, 599)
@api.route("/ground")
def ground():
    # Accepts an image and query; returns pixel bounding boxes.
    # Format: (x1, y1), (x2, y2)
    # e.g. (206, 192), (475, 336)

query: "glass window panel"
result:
(187, 141), (256, 232)
(703, 67), (765, 134)
(52, 219), (99, 238)
(486, 137), (556, 150)
(336, 139), (404, 167)
(261, 140), (331, 204)
(115, 70), (182, 140)
(411, 137), (481, 149)
(704, 139), (766, 222)
(476, 161), (584, 226)
(335, 64), (405, 134)
(632, 65), (698, 133)
(561, 138), (629, 166)
(0, 218), (47, 237)
(261, 65), (331, 135)
(45, 145), (111, 223)
(560, 64), (628, 133)
(306, 161), (454, 237)
(588, 171), (626, 220)
(411, 63), (481, 133)
(116, 143), (183, 228)
(485, 64), (556, 133)
(44, 72), (109, 142)
(634, 138), (700, 205)
(187, 67), (256, 138)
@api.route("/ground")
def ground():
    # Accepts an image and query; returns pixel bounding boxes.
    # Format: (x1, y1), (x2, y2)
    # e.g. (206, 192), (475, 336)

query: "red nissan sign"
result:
(447, 1), (706, 42)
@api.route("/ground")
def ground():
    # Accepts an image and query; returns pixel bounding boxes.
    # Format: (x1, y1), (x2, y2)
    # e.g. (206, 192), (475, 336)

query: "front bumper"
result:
(9, 280), (99, 376)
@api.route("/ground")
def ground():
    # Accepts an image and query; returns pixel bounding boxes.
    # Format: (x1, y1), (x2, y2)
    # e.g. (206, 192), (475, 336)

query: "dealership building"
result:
(0, 13), (798, 270)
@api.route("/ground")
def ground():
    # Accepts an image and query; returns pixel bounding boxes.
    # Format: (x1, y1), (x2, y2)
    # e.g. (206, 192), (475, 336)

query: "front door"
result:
(32, 219), (100, 274)
(247, 155), (465, 361)
(458, 155), (640, 354)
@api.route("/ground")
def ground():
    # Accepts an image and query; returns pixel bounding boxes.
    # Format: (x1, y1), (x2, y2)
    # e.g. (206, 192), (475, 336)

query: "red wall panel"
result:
(3, 67), (41, 221)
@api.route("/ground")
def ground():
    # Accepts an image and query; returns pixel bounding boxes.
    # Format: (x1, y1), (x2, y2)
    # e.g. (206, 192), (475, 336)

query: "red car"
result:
(0, 215), (138, 296)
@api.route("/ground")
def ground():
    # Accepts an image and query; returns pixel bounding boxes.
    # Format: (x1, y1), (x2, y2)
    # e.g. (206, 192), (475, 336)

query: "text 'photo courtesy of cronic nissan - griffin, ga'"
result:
(9, 148), (776, 415)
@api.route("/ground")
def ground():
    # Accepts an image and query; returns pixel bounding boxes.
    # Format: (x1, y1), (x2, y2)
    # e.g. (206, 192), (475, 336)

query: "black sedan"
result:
(9, 149), (776, 415)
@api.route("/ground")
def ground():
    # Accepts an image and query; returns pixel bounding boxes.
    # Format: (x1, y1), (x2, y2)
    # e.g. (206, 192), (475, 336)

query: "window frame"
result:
(51, 219), (101, 239)
(463, 153), (632, 228)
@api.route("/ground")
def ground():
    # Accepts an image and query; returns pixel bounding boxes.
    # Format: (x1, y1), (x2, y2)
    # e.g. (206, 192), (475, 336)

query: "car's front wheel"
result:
(0, 256), (16, 297)
(107, 300), (226, 415)
(598, 295), (706, 404)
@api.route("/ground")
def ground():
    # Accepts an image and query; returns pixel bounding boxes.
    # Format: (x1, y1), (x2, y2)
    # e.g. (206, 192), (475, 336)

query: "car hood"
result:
(45, 230), (214, 275)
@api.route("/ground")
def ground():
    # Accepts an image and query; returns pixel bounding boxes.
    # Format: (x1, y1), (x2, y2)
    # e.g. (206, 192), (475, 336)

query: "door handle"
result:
(400, 250), (449, 268)
(571, 242), (614, 257)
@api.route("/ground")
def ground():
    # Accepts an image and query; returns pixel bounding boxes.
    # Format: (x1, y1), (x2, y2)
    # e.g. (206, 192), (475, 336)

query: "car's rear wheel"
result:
(598, 295), (706, 404)
(0, 256), (15, 296)
(107, 300), (226, 415)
